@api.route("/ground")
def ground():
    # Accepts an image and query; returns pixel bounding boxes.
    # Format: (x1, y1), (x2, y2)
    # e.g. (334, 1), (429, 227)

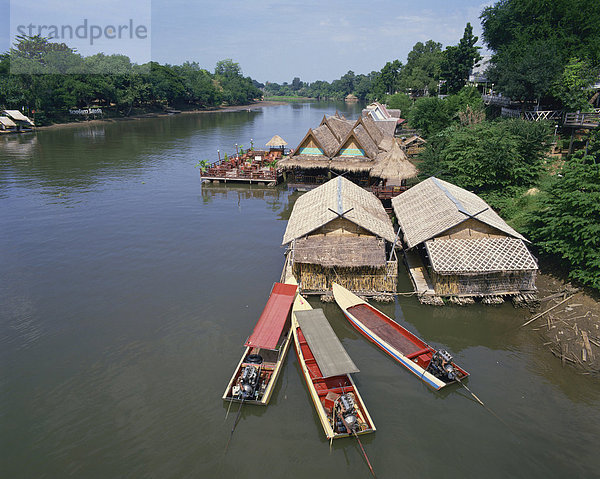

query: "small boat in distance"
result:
(332, 283), (469, 390)
(223, 282), (297, 405)
(291, 294), (376, 439)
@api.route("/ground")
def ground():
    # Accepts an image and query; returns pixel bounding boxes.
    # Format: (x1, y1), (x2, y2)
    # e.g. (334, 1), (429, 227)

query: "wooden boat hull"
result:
(291, 295), (375, 440)
(333, 283), (468, 390)
(222, 330), (293, 406)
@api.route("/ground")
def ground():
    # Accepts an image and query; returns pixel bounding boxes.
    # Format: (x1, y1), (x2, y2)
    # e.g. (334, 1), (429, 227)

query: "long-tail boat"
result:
(291, 293), (376, 439)
(223, 282), (297, 405)
(332, 283), (469, 390)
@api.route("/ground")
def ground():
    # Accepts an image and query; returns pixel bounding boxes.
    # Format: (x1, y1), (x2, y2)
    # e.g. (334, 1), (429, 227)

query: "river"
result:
(1, 101), (599, 478)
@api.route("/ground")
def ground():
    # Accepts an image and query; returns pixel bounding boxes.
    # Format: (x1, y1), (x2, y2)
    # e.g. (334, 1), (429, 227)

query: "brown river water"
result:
(1, 101), (599, 478)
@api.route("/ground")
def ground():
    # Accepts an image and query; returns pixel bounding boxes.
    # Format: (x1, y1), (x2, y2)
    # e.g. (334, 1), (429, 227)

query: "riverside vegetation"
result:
(0, 36), (263, 125)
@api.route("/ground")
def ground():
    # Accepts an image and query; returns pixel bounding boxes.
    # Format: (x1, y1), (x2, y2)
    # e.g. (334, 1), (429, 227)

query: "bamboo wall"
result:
(434, 219), (506, 241)
(431, 270), (537, 296)
(293, 261), (397, 294)
(316, 218), (371, 237)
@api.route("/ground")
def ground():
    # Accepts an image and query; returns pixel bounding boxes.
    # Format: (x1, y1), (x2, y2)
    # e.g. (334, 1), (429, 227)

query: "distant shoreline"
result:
(35, 100), (287, 131)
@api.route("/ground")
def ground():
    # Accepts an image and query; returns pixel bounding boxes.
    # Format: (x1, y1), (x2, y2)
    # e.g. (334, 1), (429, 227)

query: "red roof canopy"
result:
(245, 283), (297, 350)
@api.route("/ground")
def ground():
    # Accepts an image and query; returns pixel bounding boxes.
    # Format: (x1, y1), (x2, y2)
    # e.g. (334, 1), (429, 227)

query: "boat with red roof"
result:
(222, 282), (297, 405)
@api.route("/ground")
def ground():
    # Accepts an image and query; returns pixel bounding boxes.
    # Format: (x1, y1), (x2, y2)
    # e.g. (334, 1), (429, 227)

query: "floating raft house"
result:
(392, 177), (538, 304)
(283, 176), (398, 297)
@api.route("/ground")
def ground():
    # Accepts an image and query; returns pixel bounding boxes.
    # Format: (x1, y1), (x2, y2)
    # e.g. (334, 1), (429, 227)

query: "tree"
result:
(552, 57), (598, 112)
(291, 76), (302, 91)
(419, 119), (552, 197)
(372, 60), (402, 98)
(408, 97), (452, 137)
(440, 23), (481, 94)
(526, 136), (600, 289)
(399, 40), (443, 96)
(385, 93), (412, 116)
(214, 59), (242, 78)
(480, 0), (600, 103)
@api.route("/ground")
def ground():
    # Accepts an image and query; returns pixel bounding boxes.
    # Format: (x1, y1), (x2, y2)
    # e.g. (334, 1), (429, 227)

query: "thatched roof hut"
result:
(345, 93), (359, 102)
(371, 141), (418, 184)
(392, 177), (537, 301)
(392, 177), (526, 249)
(266, 135), (288, 147)
(319, 115), (354, 142)
(283, 176), (398, 295)
(283, 176), (395, 245)
(280, 114), (411, 189)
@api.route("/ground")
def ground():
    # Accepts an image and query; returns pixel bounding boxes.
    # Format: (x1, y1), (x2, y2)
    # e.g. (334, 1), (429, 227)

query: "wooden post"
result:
(568, 130), (575, 154)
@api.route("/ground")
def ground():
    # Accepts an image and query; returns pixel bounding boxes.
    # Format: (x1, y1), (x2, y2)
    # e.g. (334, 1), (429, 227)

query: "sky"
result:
(0, 0), (492, 83)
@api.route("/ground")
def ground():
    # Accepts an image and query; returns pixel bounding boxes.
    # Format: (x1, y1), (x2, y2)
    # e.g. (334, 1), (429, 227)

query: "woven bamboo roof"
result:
(392, 177), (527, 249)
(282, 176), (395, 245)
(328, 158), (373, 172)
(401, 135), (426, 147)
(371, 141), (418, 180)
(359, 114), (384, 147)
(425, 237), (538, 274)
(321, 115), (354, 142)
(277, 155), (330, 169)
(313, 124), (340, 157)
(3, 110), (34, 125)
(266, 135), (287, 146)
(373, 119), (397, 137)
(293, 235), (387, 267)
(0, 116), (17, 127)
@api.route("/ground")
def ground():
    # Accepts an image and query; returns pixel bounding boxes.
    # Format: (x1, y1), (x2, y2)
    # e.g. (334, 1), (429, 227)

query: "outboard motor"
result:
(335, 393), (359, 433)
(234, 364), (260, 400)
(427, 350), (458, 382)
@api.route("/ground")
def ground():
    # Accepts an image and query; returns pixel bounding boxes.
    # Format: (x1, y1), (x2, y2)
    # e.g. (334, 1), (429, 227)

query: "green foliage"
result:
(0, 36), (260, 124)
(481, 0), (600, 103)
(399, 40), (443, 96)
(372, 60), (402, 98)
(408, 97), (452, 137)
(445, 86), (483, 115)
(440, 23), (481, 94)
(195, 159), (211, 172)
(419, 119), (552, 199)
(552, 57), (597, 112)
(526, 148), (600, 289)
(385, 93), (412, 116)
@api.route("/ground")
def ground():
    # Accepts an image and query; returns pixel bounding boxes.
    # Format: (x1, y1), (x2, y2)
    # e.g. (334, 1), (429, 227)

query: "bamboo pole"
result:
(520, 293), (579, 328)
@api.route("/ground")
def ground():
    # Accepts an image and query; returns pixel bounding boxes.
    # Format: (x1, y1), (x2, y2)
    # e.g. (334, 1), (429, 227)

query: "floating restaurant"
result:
(392, 177), (538, 304)
(200, 136), (288, 185)
(278, 113), (418, 199)
(282, 176), (398, 298)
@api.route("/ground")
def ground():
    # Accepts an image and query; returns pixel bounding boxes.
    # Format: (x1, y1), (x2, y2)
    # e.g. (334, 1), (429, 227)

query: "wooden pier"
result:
(404, 249), (442, 305)
(200, 149), (282, 185)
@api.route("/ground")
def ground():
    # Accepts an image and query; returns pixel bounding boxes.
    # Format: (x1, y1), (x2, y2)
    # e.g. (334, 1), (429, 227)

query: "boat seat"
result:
(405, 348), (430, 360)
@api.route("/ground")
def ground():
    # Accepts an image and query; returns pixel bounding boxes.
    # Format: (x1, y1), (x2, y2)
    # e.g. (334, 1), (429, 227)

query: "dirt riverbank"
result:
(34, 101), (286, 131)
(526, 272), (600, 375)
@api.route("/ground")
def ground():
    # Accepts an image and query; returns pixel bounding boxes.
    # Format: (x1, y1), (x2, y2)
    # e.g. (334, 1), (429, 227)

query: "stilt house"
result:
(283, 176), (398, 296)
(392, 177), (538, 303)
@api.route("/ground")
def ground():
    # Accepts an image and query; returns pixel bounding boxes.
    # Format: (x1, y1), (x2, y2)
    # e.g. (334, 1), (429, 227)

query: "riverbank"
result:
(525, 271), (600, 374)
(35, 101), (286, 131)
